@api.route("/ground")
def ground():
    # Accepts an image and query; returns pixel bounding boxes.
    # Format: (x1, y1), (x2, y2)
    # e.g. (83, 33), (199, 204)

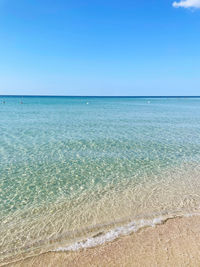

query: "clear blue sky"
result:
(0, 0), (200, 96)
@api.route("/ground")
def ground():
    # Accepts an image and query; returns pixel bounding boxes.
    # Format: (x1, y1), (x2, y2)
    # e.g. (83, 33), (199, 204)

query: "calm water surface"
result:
(1, 97), (200, 264)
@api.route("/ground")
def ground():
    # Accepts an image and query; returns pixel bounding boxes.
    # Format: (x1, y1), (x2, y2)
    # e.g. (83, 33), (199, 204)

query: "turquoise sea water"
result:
(1, 96), (200, 264)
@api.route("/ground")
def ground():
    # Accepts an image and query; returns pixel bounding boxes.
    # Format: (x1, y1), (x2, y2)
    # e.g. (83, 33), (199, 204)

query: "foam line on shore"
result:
(53, 217), (167, 252)
(54, 212), (200, 252)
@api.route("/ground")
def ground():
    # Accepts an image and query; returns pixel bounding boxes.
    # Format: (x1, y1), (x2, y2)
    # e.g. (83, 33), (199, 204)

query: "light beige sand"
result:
(5, 215), (200, 267)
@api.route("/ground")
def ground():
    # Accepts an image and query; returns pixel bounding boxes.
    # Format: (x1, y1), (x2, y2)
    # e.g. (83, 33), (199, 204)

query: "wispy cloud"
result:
(173, 0), (200, 8)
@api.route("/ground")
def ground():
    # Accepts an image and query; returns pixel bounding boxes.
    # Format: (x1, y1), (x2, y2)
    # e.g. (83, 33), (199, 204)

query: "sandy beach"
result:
(5, 215), (200, 267)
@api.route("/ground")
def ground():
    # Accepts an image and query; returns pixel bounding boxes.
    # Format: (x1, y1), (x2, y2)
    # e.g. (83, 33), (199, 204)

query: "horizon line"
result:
(1, 95), (200, 98)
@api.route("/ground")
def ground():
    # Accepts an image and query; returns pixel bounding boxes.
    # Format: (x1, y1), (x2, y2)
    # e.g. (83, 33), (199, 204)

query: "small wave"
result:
(2, 212), (200, 267)
(54, 217), (164, 252)
(54, 212), (200, 252)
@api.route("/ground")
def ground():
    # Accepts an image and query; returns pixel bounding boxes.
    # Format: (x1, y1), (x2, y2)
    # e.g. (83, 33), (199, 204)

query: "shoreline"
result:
(5, 214), (200, 267)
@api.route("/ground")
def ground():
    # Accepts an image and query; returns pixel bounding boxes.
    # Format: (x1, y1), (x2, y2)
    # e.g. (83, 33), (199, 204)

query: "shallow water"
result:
(1, 96), (200, 265)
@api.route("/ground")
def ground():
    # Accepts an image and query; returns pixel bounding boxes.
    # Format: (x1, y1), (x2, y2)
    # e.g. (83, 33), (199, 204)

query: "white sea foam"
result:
(54, 217), (164, 252)
(53, 212), (200, 252)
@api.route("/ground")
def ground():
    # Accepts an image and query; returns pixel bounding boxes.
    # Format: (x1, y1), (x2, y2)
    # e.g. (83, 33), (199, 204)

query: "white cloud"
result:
(173, 0), (200, 8)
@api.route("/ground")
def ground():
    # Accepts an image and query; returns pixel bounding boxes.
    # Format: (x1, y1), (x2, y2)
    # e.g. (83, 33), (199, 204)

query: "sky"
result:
(0, 0), (200, 96)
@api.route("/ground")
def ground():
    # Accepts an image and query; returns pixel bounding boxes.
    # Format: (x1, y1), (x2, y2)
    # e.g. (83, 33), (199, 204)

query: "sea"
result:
(1, 96), (200, 265)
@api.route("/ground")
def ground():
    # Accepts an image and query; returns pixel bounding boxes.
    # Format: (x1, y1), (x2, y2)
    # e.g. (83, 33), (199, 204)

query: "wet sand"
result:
(5, 215), (200, 267)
